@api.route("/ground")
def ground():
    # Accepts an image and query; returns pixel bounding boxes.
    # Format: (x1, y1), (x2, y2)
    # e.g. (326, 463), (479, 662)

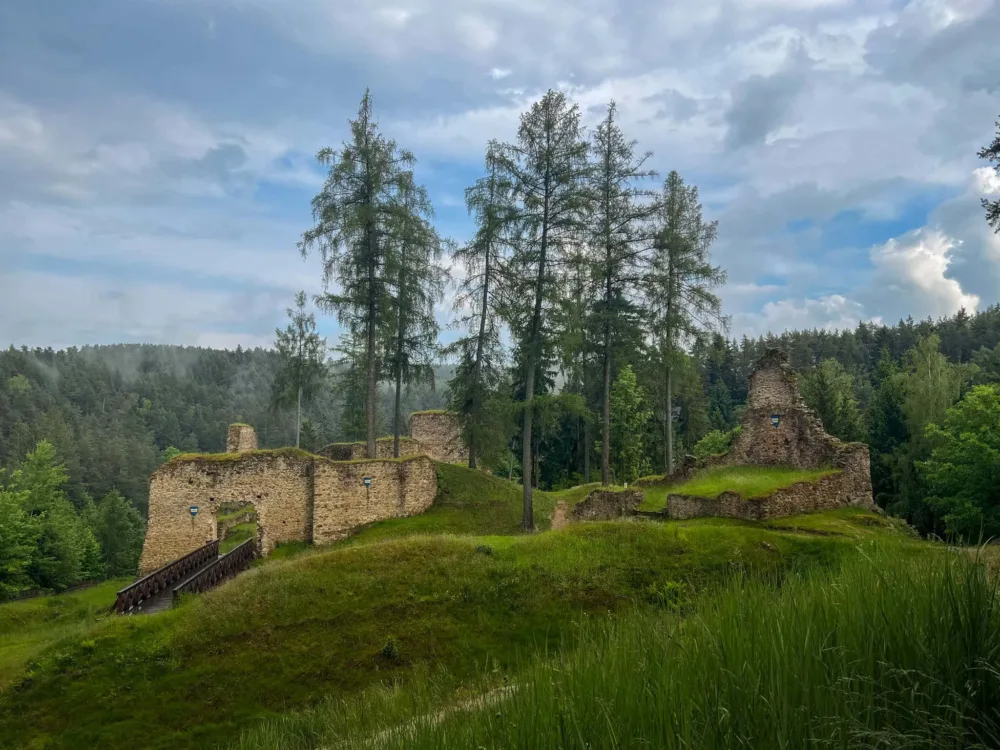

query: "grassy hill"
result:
(0, 464), (919, 749)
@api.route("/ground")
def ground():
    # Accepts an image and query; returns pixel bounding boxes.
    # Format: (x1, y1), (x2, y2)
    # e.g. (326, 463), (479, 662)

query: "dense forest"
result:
(2, 90), (998, 598)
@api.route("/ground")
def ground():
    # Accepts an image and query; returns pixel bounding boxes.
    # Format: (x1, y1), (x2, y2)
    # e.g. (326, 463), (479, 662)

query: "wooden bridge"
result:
(111, 538), (256, 615)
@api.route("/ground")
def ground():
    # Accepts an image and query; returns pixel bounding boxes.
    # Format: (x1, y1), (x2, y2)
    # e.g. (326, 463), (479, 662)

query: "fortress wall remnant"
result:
(139, 444), (440, 575)
(139, 450), (312, 574)
(318, 437), (421, 462)
(409, 411), (467, 464)
(312, 455), (437, 544)
(226, 423), (258, 453)
(665, 348), (873, 520)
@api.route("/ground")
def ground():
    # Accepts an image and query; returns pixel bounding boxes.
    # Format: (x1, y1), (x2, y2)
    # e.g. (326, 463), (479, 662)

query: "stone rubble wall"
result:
(312, 456), (436, 544)
(664, 348), (874, 521)
(410, 411), (468, 464)
(139, 450), (438, 575)
(571, 489), (644, 522)
(666, 454), (873, 521)
(139, 451), (312, 574)
(318, 437), (421, 462)
(226, 424), (258, 453)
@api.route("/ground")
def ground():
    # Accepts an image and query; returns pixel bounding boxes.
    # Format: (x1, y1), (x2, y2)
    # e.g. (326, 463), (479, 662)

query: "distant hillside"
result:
(0, 344), (452, 513)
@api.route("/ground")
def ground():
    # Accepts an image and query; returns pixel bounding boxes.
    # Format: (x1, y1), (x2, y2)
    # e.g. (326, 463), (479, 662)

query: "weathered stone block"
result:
(226, 423), (258, 453)
(410, 411), (467, 464)
(572, 489), (644, 521)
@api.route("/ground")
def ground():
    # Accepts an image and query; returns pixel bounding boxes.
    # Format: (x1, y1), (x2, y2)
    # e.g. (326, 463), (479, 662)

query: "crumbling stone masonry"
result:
(410, 410), (467, 464)
(318, 437), (422, 462)
(571, 489), (644, 521)
(226, 423), (258, 453)
(665, 349), (874, 521)
(138, 431), (437, 574)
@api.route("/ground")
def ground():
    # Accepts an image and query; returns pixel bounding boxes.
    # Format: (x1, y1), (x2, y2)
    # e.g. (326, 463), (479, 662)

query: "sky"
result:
(0, 0), (998, 352)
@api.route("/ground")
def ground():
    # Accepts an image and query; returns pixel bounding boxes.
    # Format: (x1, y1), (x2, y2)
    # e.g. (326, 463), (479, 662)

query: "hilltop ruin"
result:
(138, 411), (465, 574)
(664, 349), (874, 520)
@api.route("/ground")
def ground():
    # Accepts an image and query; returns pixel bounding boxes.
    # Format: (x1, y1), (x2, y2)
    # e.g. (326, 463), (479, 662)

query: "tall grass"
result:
(235, 546), (1000, 750)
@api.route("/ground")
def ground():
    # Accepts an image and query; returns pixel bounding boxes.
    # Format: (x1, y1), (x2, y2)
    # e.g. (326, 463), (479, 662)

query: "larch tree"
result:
(646, 171), (727, 475)
(496, 90), (591, 530)
(272, 291), (327, 448)
(979, 115), (1000, 232)
(588, 101), (658, 486)
(386, 193), (447, 458)
(299, 89), (424, 458)
(447, 142), (516, 469)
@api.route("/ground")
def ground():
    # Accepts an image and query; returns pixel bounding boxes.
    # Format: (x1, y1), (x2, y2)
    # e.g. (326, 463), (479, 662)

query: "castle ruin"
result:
(138, 411), (466, 574)
(664, 349), (874, 520)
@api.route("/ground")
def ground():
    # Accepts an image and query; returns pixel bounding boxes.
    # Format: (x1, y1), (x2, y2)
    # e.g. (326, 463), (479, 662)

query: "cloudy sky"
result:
(1, 0), (998, 351)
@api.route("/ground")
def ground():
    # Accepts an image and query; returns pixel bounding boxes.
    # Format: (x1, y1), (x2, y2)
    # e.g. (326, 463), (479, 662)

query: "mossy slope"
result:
(0, 465), (908, 750)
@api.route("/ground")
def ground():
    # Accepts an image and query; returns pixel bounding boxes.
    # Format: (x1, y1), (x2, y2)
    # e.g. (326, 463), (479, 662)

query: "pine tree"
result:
(646, 171), (727, 474)
(588, 101), (659, 486)
(272, 291), (327, 448)
(799, 359), (865, 442)
(446, 143), (515, 469)
(496, 90), (591, 529)
(300, 89), (424, 458)
(979, 115), (1000, 232)
(386, 195), (447, 457)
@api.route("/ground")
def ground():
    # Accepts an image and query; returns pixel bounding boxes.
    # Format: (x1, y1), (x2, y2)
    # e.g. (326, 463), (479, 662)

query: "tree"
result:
(497, 90), (591, 530)
(646, 171), (727, 474)
(447, 143), (515, 469)
(9, 441), (101, 591)
(609, 365), (652, 484)
(693, 425), (741, 459)
(588, 102), (658, 486)
(386, 197), (447, 457)
(979, 115), (1000, 232)
(91, 489), (145, 578)
(799, 358), (865, 442)
(868, 349), (909, 508)
(300, 89), (424, 458)
(272, 291), (327, 448)
(0, 483), (37, 599)
(920, 385), (1000, 541)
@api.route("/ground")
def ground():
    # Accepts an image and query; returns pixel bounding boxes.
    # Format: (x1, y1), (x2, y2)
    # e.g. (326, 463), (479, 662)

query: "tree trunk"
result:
(666, 360), (674, 475)
(583, 417), (591, 484)
(393, 256), (406, 459)
(365, 259), (378, 459)
(601, 318), (612, 485)
(469, 245), (491, 470)
(295, 385), (302, 449)
(521, 362), (536, 529)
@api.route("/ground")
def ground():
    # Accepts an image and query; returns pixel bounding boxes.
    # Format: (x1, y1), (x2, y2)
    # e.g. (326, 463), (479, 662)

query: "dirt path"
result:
(550, 500), (569, 530)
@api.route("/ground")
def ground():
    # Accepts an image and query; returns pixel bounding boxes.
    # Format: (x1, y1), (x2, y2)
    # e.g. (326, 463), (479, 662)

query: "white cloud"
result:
(490, 67), (512, 80)
(733, 294), (872, 337)
(868, 228), (980, 319)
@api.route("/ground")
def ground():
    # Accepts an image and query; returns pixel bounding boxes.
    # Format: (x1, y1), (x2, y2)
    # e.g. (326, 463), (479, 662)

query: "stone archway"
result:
(138, 451), (313, 575)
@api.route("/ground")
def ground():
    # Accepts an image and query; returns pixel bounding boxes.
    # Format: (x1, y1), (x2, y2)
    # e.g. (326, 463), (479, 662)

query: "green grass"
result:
(639, 465), (841, 511)
(237, 545), (998, 750)
(221, 522), (257, 553)
(0, 579), (129, 690)
(0, 504), (905, 749)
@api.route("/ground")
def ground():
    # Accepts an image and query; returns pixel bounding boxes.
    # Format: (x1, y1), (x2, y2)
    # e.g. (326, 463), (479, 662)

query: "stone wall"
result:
(312, 456), (436, 544)
(664, 348), (874, 521)
(138, 448), (439, 575)
(666, 457), (872, 521)
(226, 423), (258, 453)
(139, 450), (312, 574)
(571, 489), (644, 521)
(410, 411), (467, 464)
(318, 437), (421, 462)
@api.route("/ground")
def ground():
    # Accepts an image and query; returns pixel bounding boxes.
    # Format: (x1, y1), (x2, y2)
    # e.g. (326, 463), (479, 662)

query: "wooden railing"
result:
(172, 538), (256, 604)
(112, 541), (219, 614)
